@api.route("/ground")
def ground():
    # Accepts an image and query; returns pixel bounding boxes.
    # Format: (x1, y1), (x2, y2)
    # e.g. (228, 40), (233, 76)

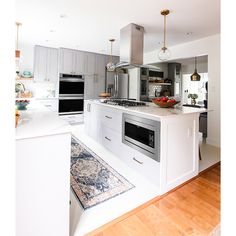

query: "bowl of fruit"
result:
(152, 96), (180, 108)
(15, 99), (30, 110)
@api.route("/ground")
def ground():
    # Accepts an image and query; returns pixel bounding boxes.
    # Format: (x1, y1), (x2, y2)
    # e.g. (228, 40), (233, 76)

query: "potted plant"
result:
(188, 93), (198, 106)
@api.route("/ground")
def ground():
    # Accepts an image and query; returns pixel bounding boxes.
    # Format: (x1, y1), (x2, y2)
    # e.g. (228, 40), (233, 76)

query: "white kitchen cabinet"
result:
(34, 45), (58, 82)
(39, 98), (59, 112)
(84, 101), (101, 140)
(59, 48), (86, 75)
(16, 133), (71, 236)
(159, 115), (199, 193)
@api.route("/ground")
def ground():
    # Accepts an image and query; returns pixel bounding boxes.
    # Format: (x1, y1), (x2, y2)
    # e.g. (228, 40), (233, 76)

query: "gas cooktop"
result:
(101, 99), (146, 107)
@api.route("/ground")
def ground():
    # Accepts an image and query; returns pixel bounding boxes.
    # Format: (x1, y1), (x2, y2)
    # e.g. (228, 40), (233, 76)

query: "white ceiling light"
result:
(106, 39), (116, 72)
(158, 9), (171, 61)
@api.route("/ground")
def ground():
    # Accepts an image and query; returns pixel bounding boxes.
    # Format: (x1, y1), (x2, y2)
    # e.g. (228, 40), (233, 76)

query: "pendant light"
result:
(158, 9), (171, 61)
(15, 22), (22, 58)
(191, 57), (201, 81)
(106, 39), (116, 72)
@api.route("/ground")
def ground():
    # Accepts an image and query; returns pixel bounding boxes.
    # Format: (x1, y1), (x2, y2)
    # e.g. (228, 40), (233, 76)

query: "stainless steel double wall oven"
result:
(59, 73), (84, 115)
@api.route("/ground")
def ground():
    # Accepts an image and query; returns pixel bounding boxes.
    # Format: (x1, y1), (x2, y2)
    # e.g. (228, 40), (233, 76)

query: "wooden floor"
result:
(87, 164), (220, 236)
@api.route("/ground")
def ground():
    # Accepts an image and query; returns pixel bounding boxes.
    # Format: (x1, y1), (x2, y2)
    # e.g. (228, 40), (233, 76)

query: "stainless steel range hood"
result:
(116, 23), (144, 69)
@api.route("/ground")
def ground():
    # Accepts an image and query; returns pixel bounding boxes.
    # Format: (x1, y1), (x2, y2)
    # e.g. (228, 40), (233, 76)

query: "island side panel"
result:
(160, 114), (199, 194)
(16, 133), (71, 236)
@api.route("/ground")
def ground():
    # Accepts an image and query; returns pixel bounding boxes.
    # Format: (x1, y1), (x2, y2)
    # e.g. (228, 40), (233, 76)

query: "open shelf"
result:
(148, 82), (171, 86)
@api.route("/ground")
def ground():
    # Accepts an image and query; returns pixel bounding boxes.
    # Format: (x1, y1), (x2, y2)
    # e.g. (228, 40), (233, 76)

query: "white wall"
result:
(144, 34), (220, 148)
(182, 61), (208, 74)
(19, 42), (34, 74)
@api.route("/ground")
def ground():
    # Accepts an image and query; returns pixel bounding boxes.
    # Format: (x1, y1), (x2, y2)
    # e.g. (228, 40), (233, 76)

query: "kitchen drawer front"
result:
(99, 107), (122, 132)
(119, 143), (160, 185)
(39, 99), (58, 112)
(101, 125), (122, 156)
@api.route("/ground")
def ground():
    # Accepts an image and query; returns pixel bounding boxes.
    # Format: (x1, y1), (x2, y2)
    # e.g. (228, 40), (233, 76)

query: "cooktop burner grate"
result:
(101, 99), (146, 107)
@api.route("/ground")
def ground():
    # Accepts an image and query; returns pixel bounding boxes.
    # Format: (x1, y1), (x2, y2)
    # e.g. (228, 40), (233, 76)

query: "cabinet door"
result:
(59, 48), (75, 74)
(84, 75), (95, 99)
(34, 45), (48, 82)
(86, 52), (96, 75)
(74, 50), (86, 75)
(94, 54), (106, 97)
(46, 47), (58, 82)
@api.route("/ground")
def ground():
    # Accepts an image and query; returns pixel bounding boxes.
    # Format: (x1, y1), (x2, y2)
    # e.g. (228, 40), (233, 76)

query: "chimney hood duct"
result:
(115, 23), (144, 69)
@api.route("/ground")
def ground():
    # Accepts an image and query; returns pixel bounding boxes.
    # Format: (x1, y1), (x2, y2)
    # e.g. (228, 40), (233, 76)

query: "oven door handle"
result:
(59, 97), (84, 100)
(60, 78), (84, 82)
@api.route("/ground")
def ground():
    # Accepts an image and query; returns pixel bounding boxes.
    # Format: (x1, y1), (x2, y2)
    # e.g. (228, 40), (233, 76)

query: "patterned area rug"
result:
(70, 136), (135, 209)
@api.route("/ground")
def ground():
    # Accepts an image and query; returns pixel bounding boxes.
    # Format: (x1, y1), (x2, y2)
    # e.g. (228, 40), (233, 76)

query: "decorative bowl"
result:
(152, 98), (180, 108)
(15, 100), (30, 110)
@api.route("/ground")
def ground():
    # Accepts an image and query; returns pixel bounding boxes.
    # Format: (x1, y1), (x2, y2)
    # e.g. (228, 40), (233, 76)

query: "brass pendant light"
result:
(191, 57), (201, 81)
(106, 39), (116, 72)
(158, 9), (171, 61)
(15, 22), (22, 58)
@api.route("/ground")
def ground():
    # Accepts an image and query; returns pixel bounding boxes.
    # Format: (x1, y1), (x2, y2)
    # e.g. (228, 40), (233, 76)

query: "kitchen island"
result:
(84, 99), (207, 194)
(16, 100), (71, 236)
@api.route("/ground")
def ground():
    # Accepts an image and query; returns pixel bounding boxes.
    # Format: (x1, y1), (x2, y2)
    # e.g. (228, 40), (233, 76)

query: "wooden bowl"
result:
(152, 99), (180, 108)
(99, 92), (111, 98)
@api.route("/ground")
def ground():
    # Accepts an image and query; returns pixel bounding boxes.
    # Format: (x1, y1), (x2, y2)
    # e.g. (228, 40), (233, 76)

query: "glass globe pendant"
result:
(158, 46), (171, 61)
(106, 39), (116, 72)
(158, 9), (171, 61)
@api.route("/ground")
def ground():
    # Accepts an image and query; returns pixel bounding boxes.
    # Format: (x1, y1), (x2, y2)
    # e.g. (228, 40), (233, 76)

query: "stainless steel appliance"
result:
(106, 71), (129, 99)
(59, 73), (84, 115)
(115, 23), (144, 69)
(101, 99), (146, 107)
(122, 113), (160, 162)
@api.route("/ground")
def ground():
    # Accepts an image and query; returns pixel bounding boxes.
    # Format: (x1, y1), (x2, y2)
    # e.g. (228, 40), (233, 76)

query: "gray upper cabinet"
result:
(34, 45), (58, 82)
(59, 48), (86, 75)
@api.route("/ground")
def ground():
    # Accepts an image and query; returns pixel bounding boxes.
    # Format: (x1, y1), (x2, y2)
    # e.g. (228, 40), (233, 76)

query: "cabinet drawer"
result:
(101, 125), (122, 155)
(40, 99), (58, 112)
(119, 143), (160, 185)
(100, 107), (122, 132)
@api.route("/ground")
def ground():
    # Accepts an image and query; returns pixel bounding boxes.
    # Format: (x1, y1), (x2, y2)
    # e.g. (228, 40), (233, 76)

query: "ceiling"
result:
(15, 0), (220, 56)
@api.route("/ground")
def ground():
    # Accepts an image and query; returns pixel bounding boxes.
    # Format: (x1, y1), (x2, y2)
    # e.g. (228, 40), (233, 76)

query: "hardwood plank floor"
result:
(87, 164), (220, 236)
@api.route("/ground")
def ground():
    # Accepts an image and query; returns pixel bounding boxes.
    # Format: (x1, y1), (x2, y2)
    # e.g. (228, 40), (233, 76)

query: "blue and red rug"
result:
(70, 136), (135, 209)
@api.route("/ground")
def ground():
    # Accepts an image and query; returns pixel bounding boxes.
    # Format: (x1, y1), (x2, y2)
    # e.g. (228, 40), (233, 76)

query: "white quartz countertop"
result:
(86, 99), (208, 120)
(16, 100), (71, 140)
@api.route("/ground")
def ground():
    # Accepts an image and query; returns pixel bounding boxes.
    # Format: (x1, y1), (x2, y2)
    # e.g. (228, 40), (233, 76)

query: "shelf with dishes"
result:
(149, 80), (171, 86)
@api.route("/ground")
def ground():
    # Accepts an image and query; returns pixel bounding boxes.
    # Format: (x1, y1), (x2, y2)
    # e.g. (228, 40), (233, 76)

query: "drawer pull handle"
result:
(105, 136), (111, 141)
(133, 157), (143, 165)
(105, 115), (112, 119)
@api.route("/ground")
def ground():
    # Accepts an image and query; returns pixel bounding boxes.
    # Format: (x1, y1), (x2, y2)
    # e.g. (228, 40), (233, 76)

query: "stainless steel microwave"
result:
(122, 113), (160, 162)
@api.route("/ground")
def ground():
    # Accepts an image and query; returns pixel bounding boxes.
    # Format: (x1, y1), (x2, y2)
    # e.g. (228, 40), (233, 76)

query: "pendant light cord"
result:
(195, 57), (197, 70)
(163, 14), (166, 48)
(16, 23), (19, 50)
(110, 41), (113, 63)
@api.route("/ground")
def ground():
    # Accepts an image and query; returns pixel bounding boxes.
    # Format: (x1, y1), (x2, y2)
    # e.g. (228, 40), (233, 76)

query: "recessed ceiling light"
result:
(50, 30), (55, 33)
(60, 14), (67, 18)
(186, 32), (193, 36)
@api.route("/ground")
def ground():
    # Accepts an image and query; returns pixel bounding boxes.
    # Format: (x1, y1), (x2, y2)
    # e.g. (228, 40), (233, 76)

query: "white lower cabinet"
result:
(38, 99), (59, 112)
(84, 101), (160, 187)
(16, 133), (71, 236)
(100, 124), (122, 155)
(118, 143), (160, 186)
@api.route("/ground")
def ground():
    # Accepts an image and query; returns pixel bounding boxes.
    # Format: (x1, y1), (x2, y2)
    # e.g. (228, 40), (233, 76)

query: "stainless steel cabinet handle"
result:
(87, 103), (91, 112)
(133, 157), (143, 165)
(105, 136), (111, 141)
(105, 115), (112, 119)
